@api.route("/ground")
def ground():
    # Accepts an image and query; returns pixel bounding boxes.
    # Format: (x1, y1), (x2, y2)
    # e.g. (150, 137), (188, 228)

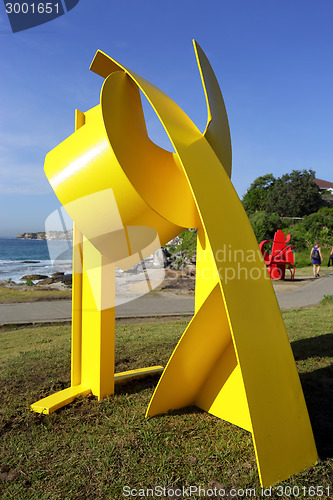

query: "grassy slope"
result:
(0, 305), (332, 499)
(0, 287), (72, 304)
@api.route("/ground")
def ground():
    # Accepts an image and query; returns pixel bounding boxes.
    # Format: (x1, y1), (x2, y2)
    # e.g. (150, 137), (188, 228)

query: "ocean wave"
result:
(0, 260), (72, 283)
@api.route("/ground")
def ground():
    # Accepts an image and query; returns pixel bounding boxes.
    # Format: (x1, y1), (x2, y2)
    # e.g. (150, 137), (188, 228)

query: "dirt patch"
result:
(155, 269), (195, 294)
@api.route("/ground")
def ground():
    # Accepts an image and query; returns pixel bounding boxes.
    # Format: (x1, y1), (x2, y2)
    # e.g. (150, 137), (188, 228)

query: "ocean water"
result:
(0, 238), (165, 298)
(0, 238), (72, 283)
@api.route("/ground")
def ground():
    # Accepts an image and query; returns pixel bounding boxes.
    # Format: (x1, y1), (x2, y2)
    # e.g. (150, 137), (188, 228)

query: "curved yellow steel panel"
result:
(32, 40), (317, 487)
(193, 40), (232, 178)
(100, 71), (199, 229)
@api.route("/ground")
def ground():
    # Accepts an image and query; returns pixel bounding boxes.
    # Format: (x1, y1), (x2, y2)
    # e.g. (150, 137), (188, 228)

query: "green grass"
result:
(0, 305), (332, 499)
(321, 294), (333, 305)
(0, 286), (72, 304)
(294, 247), (333, 268)
(277, 267), (332, 280)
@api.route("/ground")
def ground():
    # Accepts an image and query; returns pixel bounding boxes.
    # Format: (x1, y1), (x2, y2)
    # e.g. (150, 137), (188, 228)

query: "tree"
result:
(284, 207), (333, 249)
(266, 169), (323, 217)
(248, 211), (282, 242)
(242, 174), (275, 215)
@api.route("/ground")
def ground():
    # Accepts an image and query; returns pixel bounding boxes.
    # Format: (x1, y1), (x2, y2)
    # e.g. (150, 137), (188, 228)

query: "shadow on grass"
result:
(300, 365), (333, 460)
(292, 333), (333, 360)
(291, 334), (333, 459)
(150, 405), (204, 419)
(114, 374), (162, 395)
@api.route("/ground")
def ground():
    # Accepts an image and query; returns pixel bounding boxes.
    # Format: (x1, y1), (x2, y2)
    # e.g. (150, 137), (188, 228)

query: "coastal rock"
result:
(38, 274), (72, 286)
(38, 278), (58, 285)
(20, 274), (48, 281)
(17, 232), (45, 240)
(17, 230), (73, 240)
(184, 264), (196, 276)
(153, 248), (171, 268)
(0, 280), (24, 289)
(60, 274), (72, 285)
(0, 279), (70, 291)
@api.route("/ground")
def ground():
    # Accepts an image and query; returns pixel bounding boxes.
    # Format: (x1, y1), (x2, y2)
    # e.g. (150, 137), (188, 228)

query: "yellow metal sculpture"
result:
(31, 41), (318, 486)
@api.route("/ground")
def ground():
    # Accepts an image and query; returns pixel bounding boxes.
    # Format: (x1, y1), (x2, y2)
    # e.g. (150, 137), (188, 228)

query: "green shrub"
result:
(284, 207), (333, 249)
(248, 211), (282, 242)
(293, 248), (312, 268)
(25, 278), (34, 286)
(167, 229), (197, 260)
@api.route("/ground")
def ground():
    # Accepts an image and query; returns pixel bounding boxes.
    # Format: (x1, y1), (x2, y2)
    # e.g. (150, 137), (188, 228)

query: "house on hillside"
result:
(314, 178), (333, 206)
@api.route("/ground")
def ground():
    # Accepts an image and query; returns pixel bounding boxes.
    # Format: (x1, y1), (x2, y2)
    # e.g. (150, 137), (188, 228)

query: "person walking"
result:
(328, 246), (333, 267)
(310, 241), (323, 278)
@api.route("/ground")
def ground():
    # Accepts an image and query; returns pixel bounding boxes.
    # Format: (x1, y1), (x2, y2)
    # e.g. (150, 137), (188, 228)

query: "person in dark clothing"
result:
(310, 241), (323, 278)
(328, 246), (333, 267)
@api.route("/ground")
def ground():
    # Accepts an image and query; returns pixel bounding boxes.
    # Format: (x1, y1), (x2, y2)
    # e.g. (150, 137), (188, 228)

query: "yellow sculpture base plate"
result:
(30, 384), (91, 415)
(114, 366), (164, 385)
(30, 366), (164, 414)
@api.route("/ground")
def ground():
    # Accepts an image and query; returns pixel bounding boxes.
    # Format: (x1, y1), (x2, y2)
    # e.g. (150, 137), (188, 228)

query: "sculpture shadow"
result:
(299, 366), (333, 460)
(114, 374), (162, 396)
(291, 277), (315, 283)
(292, 333), (333, 361)
(291, 334), (333, 459)
(152, 405), (204, 419)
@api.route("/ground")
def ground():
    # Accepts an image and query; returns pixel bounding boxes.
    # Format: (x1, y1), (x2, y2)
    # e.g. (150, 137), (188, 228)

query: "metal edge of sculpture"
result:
(30, 41), (318, 487)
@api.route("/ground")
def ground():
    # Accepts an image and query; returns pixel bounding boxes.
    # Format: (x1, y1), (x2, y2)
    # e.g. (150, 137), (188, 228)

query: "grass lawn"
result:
(0, 287), (72, 304)
(291, 266), (332, 278)
(0, 301), (332, 499)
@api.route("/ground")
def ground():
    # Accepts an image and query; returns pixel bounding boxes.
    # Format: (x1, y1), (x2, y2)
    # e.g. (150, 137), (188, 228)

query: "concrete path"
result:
(0, 273), (332, 325)
(0, 293), (195, 325)
(275, 272), (333, 310)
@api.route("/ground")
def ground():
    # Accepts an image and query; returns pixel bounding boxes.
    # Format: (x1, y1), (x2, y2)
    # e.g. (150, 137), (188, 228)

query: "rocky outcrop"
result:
(20, 274), (48, 281)
(38, 274), (72, 286)
(17, 232), (46, 240)
(18, 272), (72, 287)
(17, 230), (73, 240)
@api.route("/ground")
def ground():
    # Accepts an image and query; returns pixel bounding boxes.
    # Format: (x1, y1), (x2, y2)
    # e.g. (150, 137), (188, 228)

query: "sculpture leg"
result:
(80, 237), (115, 400)
(30, 233), (116, 413)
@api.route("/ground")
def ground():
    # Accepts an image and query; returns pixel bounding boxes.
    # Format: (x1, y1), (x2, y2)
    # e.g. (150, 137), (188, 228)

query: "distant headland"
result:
(17, 232), (46, 240)
(17, 231), (73, 240)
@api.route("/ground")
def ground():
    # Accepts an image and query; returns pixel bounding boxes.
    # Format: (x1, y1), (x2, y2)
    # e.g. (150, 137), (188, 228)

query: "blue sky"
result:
(0, 0), (332, 236)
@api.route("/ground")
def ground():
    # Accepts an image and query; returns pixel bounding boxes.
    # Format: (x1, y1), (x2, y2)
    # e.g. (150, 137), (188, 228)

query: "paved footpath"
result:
(0, 273), (332, 325)
(0, 293), (195, 325)
(275, 272), (333, 310)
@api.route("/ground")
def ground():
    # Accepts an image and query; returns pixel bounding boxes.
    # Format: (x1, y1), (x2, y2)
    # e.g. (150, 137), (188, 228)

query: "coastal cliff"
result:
(17, 232), (46, 240)
(17, 231), (73, 240)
